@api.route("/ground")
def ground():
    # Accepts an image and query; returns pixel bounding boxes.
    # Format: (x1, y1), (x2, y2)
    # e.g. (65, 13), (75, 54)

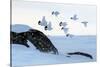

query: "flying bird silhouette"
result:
(81, 21), (88, 27)
(70, 14), (78, 21)
(38, 16), (48, 26)
(59, 22), (67, 27)
(45, 22), (53, 31)
(52, 11), (60, 16)
(61, 27), (74, 37)
(66, 33), (74, 38)
(61, 27), (69, 36)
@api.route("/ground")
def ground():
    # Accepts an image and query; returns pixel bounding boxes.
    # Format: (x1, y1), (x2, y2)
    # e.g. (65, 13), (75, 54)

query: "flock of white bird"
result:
(38, 11), (88, 37)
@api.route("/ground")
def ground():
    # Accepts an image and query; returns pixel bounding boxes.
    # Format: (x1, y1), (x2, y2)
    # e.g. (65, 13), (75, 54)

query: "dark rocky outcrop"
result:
(11, 29), (58, 55)
(10, 31), (29, 48)
(67, 52), (93, 59)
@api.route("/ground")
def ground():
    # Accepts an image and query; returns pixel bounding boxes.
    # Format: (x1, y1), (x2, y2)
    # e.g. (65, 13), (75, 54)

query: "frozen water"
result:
(12, 36), (96, 67)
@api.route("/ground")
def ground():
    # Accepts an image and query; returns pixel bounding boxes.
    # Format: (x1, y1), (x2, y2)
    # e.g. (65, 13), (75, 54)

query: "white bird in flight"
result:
(66, 33), (74, 38)
(45, 22), (53, 31)
(52, 11), (60, 17)
(81, 21), (88, 27)
(59, 22), (67, 27)
(61, 27), (74, 37)
(70, 14), (78, 21)
(38, 16), (48, 26)
(61, 27), (69, 35)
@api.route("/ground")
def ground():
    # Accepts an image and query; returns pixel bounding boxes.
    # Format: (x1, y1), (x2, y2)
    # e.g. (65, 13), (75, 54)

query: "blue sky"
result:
(12, 0), (97, 36)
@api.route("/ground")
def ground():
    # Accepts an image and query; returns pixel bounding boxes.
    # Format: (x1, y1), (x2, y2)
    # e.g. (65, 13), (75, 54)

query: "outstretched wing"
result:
(40, 16), (48, 26)
(45, 22), (53, 31)
(71, 14), (78, 20)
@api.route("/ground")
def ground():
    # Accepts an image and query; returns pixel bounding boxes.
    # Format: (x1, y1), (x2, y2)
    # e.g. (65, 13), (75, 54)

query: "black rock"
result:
(26, 29), (59, 54)
(67, 52), (93, 59)
(10, 31), (29, 48)
(11, 28), (59, 55)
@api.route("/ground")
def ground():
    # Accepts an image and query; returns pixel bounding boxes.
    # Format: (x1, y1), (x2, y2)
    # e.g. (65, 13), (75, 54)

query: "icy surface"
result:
(12, 36), (96, 67)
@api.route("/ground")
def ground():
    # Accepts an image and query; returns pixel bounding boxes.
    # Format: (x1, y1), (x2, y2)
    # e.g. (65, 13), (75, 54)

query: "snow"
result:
(12, 36), (96, 67)
(11, 24), (96, 67)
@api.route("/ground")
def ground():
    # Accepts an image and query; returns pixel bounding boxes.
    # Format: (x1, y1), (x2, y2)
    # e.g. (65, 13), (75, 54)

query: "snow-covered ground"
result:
(12, 36), (96, 67)
(11, 24), (96, 66)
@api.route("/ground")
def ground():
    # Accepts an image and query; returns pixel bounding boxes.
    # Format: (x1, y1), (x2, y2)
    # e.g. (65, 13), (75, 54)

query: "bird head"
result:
(59, 22), (62, 26)
(38, 21), (41, 25)
(45, 26), (47, 30)
(52, 11), (54, 15)
(61, 27), (64, 30)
